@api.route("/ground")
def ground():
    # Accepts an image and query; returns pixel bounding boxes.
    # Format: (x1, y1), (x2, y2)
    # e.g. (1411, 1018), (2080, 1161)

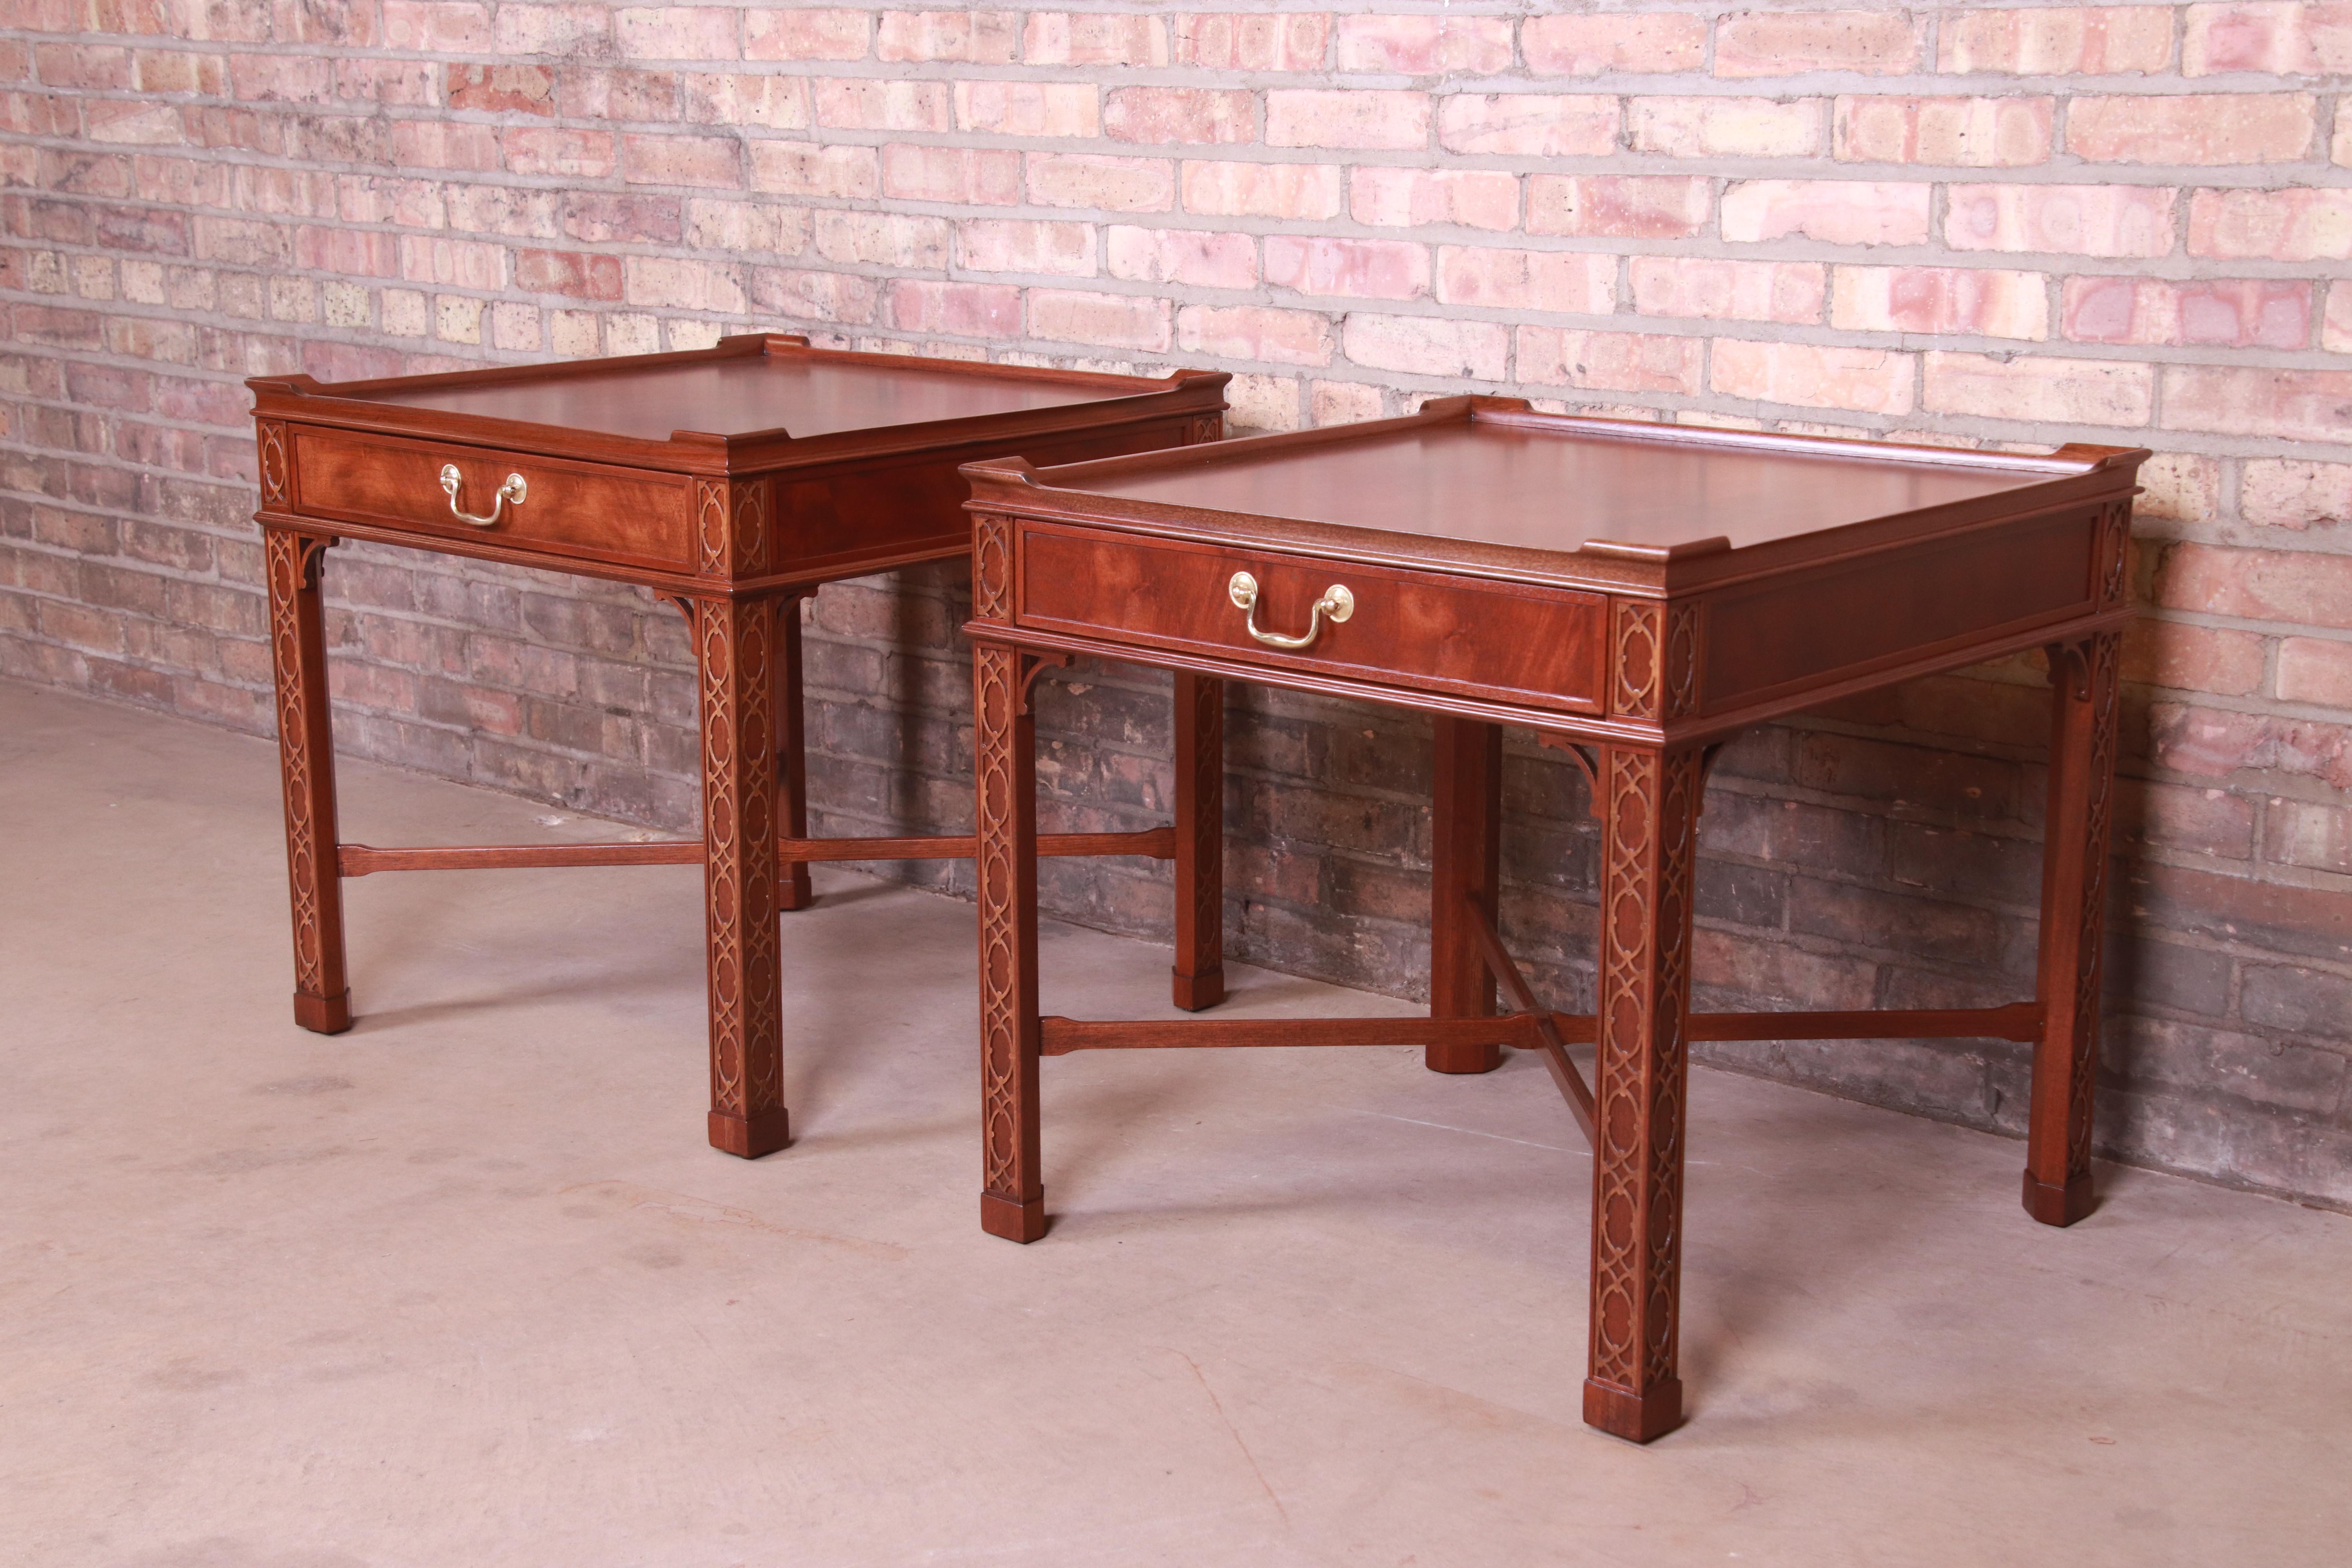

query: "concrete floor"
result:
(2, 679), (2347, 1568)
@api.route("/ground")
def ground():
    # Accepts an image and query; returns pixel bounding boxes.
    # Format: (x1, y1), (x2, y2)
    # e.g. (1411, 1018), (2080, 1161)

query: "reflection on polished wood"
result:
(961, 394), (2146, 1442)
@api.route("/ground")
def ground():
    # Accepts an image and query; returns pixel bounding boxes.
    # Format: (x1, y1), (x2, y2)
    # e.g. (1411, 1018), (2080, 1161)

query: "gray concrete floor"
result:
(2, 679), (2347, 1568)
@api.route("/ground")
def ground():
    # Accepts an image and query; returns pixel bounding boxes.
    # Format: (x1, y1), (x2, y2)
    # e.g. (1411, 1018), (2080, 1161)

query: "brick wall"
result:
(4, 2), (2349, 1209)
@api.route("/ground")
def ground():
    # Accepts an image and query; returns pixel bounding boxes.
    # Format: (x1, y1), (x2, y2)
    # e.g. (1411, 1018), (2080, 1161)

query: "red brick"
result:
(1026, 153), (1174, 213)
(2326, 285), (2352, 351)
(746, 267), (875, 325)
(2158, 543), (2352, 631)
(2183, 3), (2352, 75)
(1174, 305), (1332, 367)
(496, 5), (613, 56)
(1343, 315), (1510, 380)
(1437, 94), (1617, 157)
(875, 11), (1017, 64)
(504, 127), (617, 179)
(2137, 453), (2224, 525)
(952, 81), (1097, 138)
(813, 211), (950, 268)
(621, 132), (740, 188)
(2266, 797), (2352, 874)
(749, 142), (878, 199)
(1517, 328), (1704, 396)
(1633, 258), (1823, 325)
(1721, 181), (1931, 247)
(2278, 637), (2352, 705)
(1350, 168), (1517, 231)
(880, 144), (1019, 204)
(1171, 12), (1328, 71)
(2068, 94), (2317, 165)
(1715, 10), (1925, 77)
(1103, 225), (1256, 289)
(1632, 97), (1822, 159)
(2241, 459), (2352, 529)
(1713, 341), (1915, 415)
(1521, 13), (1707, 75)
(381, 1), (494, 52)
(514, 248), (623, 301)
(1923, 352), (2154, 425)
(2147, 703), (2352, 789)
(813, 79), (950, 133)
(2187, 188), (2352, 261)
(613, 7), (739, 60)
(1028, 288), (1171, 352)
(1833, 96), (2052, 167)
(1181, 160), (1341, 220)
(2062, 277), (2310, 349)
(2161, 366), (2352, 443)
(1525, 175), (1709, 240)
(1831, 266), (2049, 340)
(1267, 90), (1431, 151)
(1438, 247), (1616, 315)
(1023, 13), (1167, 66)
(742, 7), (869, 61)
(1334, 15), (1512, 74)
(1265, 236), (1429, 301)
(886, 278), (1021, 338)
(683, 73), (811, 130)
(1946, 184), (2176, 258)
(1938, 7), (2175, 74)
(627, 254), (746, 312)
(2122, 618), (2270, 696)
(390, 121), (500, 173)
(954, 218), (1094, 277)
(1103, 87), (1249, 145)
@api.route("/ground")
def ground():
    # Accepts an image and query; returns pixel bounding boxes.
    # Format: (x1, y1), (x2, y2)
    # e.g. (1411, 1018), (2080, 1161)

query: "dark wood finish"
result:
(957, 396), (2145, 1443)
(973, 641), (1045, 1243)
(1171, 671), (1226, 1010)
(249, 336), (1228, 1158)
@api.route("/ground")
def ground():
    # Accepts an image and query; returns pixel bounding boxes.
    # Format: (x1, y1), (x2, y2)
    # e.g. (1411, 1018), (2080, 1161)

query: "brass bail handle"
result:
(1227, 571), (1354, 652)
(440, 464), (527, 528)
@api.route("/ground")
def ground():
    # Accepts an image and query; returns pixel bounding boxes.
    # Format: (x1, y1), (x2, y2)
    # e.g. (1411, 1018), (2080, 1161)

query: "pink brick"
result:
(1631, 97), (1822, 159)
(1712, 341), (1915, 415)
(1831, 266), (2049, 340)
(2063, 277), (2311, 348)
(1171, 12), (1329, 71)
(813, 211), (951, 268)
(1175, 304), (1333, 367)
(743, 8), (869, 60)
(682, 73), (811, 130)
(1335, 15), (1513, 74)
(2188, 187), (2352, 260)
(1106, 226), (1257, 288)
(621, 132), (740, 188)
(1833, 96), (2052, 167)
(2327, 285), (2352, 351)
(613, 7), (739, 60)
(1438, 247), (1617, 315)
(625, 254), (746, 312)
(383, 1), (493, 52)
(400, 235), (503, 289)
(2159, 543), (2352, 631)
(1265, 235), (1430, 301)
(1922, 352), (2154, 425)
(2122, 620), (2269, 696)
(1026, 153), (1174, 212)
(813, 79), (950, 132)
(1344, 315), (1510, 380)
(2241, 459), (2352, 528)
(1938, 7), (2175, 74)
(1181, 160), (1342, 220)
(955, 81), (1099, 138)
(2278, 637), (2352, 705)
(1720, 181), (1931, 247)
(749, 142), (880, 199)
(1028, 288), (1171, 351)
(1350, 167), (1517, 231)
(1023, 13), (1167, 66)
(1715, 10), (1924, 77)
(2183, 3), (2352, 75)
(1632, 258), (1824, 325)
(955, 219), (1094, 276)
(495, 5), (612, 55)
(2160, 366), (2352, 443)
(1517, 328), (1703, 395)
(1311, 379), (1386, 425)
(1268, 89), (1431, 150)
(1525, 176), (1709, 239)
(1521, 13), (1707, 74)
(1103, 87), (1252, 145)
(2067, 93), (2316, 164)
(875, 11), (1017, 64)
(887, 278), (1021, 338)
(880, 144), (1020, 204)
(390, 121), (499, 172)
(503, 126), (617, 179)
(1946, 185), (2176, 258)
(1437, 94), (1617, 157)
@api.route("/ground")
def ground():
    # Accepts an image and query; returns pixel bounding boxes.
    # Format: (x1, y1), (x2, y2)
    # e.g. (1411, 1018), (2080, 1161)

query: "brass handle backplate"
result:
(1228, 571), (1354, 652)
(440, 464), (527, 528)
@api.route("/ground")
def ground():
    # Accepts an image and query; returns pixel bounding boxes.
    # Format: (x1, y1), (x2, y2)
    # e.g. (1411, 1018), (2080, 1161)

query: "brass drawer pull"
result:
(1228, 571), (1353, 652)
(440, 463), (527, 527)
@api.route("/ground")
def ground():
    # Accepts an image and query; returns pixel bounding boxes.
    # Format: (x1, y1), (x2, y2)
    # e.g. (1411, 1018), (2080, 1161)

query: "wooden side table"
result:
(248, 334), (1229, 1159)
(959, 397), (2147, 1442)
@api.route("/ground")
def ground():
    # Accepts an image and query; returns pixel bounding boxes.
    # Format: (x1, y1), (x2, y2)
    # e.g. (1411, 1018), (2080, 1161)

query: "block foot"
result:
(292, 990), (352, 1035)
(1583, 1377), (1684, 1444)
(981, 1192), (1045, 1243)
(1172, 967), (1225, 1012)
(1424, 1040), (1501, 1074)
(2022, 1168), (2095, 1227)
(780, 867), (813, 912)
(708, 1108), (789, 1159)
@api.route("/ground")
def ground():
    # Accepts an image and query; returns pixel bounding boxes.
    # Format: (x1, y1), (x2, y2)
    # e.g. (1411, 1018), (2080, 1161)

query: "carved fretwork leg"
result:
(1429, 715), (1504, 1073)
(1584, 744), (1702, 1443)
(975, 641), (1045, 1241)
(265, 530), (352, 1035)
(775, 595), (813, 913)
(698, 594), (788, 1159)
(2025, 630), (2122, 1226)
(1171, 671), (1226, 1011)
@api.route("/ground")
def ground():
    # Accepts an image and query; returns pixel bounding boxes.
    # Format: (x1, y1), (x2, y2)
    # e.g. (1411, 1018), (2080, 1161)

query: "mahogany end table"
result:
(248, 334), (1229, 1159)
(959, 396), (2147, 1442)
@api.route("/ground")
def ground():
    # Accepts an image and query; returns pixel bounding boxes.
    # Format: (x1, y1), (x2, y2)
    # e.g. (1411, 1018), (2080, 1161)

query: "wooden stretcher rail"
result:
(337, 826), (1178, 878)
(1471, 905), (1598, 1145)
(1537, 1002), (2045, 1045)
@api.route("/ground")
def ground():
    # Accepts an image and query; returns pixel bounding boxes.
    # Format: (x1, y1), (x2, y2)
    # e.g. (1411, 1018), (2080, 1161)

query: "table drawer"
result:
(1017, 523), (1607, 713)
(289, 427), (695, 572)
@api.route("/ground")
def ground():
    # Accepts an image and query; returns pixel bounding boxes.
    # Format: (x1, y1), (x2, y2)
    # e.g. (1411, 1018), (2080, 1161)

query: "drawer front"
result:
(290, 428), (694, 572)
(1017, 523), (1607, 713)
